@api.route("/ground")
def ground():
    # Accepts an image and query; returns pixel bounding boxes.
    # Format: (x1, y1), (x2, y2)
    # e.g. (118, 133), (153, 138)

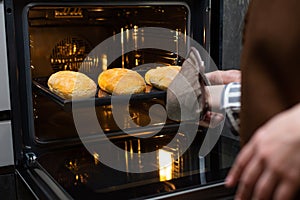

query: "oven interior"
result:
(29, 4), (189, 144)
(18, 2), (240, 199)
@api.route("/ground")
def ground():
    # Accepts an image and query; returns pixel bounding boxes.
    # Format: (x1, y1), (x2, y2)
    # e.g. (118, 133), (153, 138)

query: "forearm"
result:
(205, 82), (241, 134)
(205, 85), (225, 111)
(206, 82), (241, 111)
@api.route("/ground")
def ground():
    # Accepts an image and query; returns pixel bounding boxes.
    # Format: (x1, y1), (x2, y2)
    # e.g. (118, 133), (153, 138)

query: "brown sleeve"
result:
(240, 0), (300, 145)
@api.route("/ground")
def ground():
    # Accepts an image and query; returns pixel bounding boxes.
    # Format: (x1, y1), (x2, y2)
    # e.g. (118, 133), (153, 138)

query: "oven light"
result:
(96, 18), (106, 21)
(91, 8), (104, 12)
(159, 149), (173, 181)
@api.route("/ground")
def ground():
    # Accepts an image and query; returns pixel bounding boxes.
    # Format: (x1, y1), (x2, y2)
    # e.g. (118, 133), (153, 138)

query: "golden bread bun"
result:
(145, 66), (181, 90)
(47, 70), (97, 99)
(98, 68), (146, 95)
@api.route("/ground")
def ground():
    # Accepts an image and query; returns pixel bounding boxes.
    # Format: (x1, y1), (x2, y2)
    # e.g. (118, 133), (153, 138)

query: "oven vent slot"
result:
(54, 8), (83, 18)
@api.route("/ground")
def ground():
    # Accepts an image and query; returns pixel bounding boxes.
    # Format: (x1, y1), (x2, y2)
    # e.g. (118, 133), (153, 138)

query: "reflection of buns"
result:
(145, 66), (181, 90)
(98, 68), (146, 95)
(47, 71), (97, 99)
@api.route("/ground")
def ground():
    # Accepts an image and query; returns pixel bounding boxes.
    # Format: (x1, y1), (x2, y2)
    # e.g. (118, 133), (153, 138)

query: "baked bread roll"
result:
(47, 70), (97, 99)
(98, 68), (146, 95)
(145, 66), (181, 90)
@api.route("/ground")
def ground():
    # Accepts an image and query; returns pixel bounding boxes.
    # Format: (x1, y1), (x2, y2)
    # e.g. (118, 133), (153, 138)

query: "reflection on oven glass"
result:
(57, 133), (187, 189)
(36, 130), (241, 200)
(93, 152), (100, 166)
(101, 54), (107, 71)
(96, 100), (169, 132)
(158, 149), (173, 181)
(65, 158), (89, 186)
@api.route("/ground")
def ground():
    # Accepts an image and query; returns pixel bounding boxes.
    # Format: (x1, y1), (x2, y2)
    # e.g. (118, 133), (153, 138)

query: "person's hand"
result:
(206, 70), (241, 85)
(225, 103), (300, 200)
(199, 111), (224, 128)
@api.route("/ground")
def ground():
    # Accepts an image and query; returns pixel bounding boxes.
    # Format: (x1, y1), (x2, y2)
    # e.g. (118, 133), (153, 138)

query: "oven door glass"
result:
(24, 127), (239, 199)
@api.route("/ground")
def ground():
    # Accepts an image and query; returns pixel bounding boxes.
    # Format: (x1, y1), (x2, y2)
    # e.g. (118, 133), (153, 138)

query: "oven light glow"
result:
(102, 54), (107, 71)
(133, 25), (138, 50)
(126, 28), (130, 41)
(125, 141), (129, 173)
(203, 27), (206, 46)
(137, 139), (141, 154)
(121, 28), (125, 68)
(94, 57), (99, 68)
(121, 28), (124, 43)
(135, 58), (139, 66)
(96, 18), (106, 21)
(93, 152), (100, 165)
(159, 149), (173, 181)
(73, 44), (77, 54)
(130, 140), (134, 159)
(184, 28), (187, 43)
(91, 8), (104, 12)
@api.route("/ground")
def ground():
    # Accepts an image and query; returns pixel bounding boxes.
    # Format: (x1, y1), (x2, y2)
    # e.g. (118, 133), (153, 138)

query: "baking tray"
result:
(32, 77), (166, 111)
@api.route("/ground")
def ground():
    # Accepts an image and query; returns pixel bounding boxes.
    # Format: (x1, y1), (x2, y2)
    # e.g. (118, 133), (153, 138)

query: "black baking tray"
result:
(32, 77), (166, 111)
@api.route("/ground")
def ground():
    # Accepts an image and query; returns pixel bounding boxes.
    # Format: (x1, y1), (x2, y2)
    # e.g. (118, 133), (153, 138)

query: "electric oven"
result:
(3, 0), (240, 199)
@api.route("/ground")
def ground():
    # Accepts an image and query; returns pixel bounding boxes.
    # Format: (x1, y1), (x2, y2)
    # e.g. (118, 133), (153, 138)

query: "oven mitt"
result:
(166, 47), (210, 122)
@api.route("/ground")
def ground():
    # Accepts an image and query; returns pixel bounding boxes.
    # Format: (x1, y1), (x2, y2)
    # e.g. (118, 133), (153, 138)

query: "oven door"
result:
(5, 0), (239, 199)
(16, 127), (239, 200)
